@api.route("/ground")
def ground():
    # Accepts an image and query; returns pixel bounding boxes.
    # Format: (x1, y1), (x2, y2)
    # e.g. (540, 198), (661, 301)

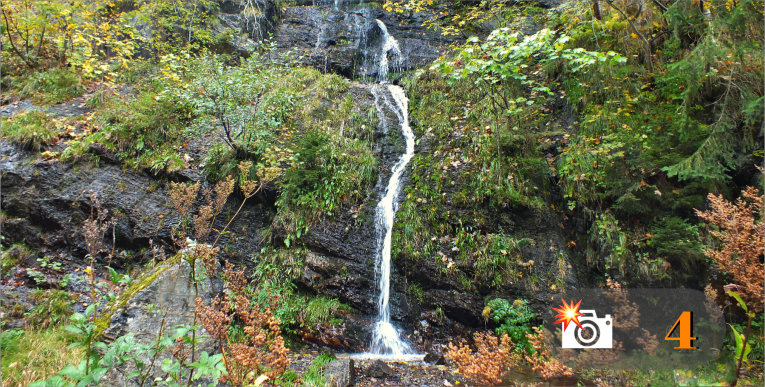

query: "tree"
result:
(1, 0), (137, 76)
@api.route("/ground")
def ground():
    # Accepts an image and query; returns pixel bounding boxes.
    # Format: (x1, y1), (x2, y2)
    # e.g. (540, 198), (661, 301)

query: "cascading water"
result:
(364, 19), (420, 359)
(375, 19), (403, 82)
(369, 83), (416, 357)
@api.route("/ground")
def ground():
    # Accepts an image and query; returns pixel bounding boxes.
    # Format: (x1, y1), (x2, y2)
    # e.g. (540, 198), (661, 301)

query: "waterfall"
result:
(365, 19), (418, 358)
(369, 84), (416, 356)
(375, 19), (403, 82)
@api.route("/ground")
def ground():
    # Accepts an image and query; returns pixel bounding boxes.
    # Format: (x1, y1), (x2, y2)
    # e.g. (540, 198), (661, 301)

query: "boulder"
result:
(324, 358), (355, 387)
(365, 360), (394, 378)
(423, 352), (446, 365)
(101, 258), (222, 385)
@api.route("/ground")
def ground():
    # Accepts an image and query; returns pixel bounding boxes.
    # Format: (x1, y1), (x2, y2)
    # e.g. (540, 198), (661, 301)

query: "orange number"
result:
(665, 311), (697, 349)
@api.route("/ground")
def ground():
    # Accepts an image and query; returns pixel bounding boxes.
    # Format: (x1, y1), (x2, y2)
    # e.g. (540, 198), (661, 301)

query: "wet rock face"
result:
(0, 140), (270, 270)
(218, 0), (281, 44)
(273, 3), (453, 79)
(289, 84), (411, 321)
(104, 259), (222, 340)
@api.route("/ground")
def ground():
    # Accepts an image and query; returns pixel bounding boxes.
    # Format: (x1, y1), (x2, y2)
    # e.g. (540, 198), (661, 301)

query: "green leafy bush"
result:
(648, 217), (704, 270)
(71, 88), (189, 172)
(302, 353), (337, 387)
(486, 298), (538, 353)
(304, 297), (346, 327)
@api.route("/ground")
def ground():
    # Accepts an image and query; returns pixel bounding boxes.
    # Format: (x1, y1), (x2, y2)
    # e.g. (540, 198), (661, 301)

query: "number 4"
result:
(665, 311), (697, 349)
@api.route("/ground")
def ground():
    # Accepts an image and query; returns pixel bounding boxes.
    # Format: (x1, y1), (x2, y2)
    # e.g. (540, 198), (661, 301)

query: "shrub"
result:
(486, 298), (538, 353)
(524, 327), (574, 380)
(1, 110), (57, 150)
(648, 216), (705, 271)
(446, 332), (516, 385)
(300, 353), (336, 387)
(303, 297), (345, 327)
(91, 90), (189, 170)
(696, 186), (764, 312)
(195, 264), (289, 385)
(275, 128), (377, 242)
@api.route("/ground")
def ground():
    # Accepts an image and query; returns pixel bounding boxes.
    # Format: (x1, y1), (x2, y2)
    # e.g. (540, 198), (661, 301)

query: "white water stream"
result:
(365, 19), (419, 358)
(375, 19), (403, 82)
(369, 83), (416, 356)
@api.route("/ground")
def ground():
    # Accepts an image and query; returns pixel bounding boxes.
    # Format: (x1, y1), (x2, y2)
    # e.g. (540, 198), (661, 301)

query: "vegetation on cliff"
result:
(389, 0), (763, 384)
(1, 0), (763, 385)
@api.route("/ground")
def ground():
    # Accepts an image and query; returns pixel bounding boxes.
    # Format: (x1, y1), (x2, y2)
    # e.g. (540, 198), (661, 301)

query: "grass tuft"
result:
(1, 110), (57, 151)
(0, 327), (83, 387)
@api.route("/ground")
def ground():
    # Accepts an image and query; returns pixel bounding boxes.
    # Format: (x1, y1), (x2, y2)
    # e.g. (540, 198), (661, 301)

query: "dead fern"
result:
(525, 327), (574, 380)
(195, 264), (288, 386)
(696, 186), (764, 312)
(446, 332), (516, 385)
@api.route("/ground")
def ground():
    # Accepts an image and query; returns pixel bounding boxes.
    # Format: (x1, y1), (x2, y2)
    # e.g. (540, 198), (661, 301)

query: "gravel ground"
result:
(286, 349), (472, 387)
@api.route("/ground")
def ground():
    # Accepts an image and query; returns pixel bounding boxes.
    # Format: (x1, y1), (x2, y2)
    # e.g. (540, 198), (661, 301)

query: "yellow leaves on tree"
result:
(696, 186), (764, 312)
(446, 332), (517, 385)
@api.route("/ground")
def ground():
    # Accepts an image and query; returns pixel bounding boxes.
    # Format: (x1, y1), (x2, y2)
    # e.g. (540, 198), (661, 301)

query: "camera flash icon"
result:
(553, 299), (613, 349)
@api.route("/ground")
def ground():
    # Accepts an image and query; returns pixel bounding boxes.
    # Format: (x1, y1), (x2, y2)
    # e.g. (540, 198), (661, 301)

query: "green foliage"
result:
(13, 67), (85, 104)
(250, 252), (349, 333)
(383, 0), (543, 36)
(648, 216), (704, 270)
(659, 0), (763, 182)
(541, 0), (763, 285)
(1, 242), (32, 274)
(128, 0), (222, 56)
(276, 128), (377, 243)
(1, 110), (57, 151)
(486, 298), (538, 353)
(304, 297), (346, 327)
(0, 327), (83, 386)
(26, 289), (75, 329)
(434, 28), (625, 101)
(727, 313), (764, 365)
(471, 233), (533, 288)
(163, 51), (284, 168)
(65, 84), (190, 172)
(40, 303), (225, 386)
(408, 282), (424, 304)
(96, 90), (187, 169)
(302, 353), (337, 387)
(273, 370), (300, 386)
(0, 0), (138, 77)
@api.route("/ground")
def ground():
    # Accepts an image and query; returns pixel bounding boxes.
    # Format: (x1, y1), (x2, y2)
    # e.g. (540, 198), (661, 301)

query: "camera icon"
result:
(561, 310), (613, 349)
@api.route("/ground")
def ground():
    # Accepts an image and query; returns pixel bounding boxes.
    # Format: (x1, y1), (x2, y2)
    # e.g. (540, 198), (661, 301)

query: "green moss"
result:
(1, 243), (32, 274)
(94, 253), (180, 336)
(407, 282), (425, 304)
